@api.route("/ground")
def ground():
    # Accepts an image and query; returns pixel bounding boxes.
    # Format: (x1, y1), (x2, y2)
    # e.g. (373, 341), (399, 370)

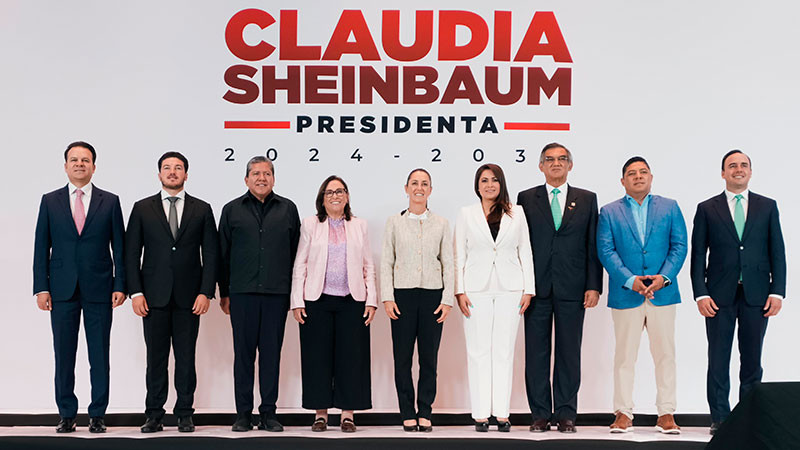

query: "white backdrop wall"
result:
(1, 0), (797, 415)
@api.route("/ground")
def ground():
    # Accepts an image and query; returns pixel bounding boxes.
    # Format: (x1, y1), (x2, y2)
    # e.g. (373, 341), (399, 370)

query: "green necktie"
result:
(734, 194), (745, 239)
(551, 188), (562, 230)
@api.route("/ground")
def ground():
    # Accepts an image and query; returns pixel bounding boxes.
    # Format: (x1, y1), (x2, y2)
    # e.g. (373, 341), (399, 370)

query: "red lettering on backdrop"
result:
(262, 66), (301, 103)
(223, 65), (260, 103)
(341, 66), (356, 104)
(280, 10), (322, 60)
(402, 67), (439, 104)
(360, 66), (399, 104)
(225, 9), (275, 61)
(382, 10), (434, 62)
(514, 12), (572, 62)
(493, 11), (512, 62)
(305, 66), (339, 103)
(485, 67), (523, 105)
(441, 66), (484, 104)
(527, 67), (571, 105)
(438, 11), (489, 61)
(322, 10), (381, 60)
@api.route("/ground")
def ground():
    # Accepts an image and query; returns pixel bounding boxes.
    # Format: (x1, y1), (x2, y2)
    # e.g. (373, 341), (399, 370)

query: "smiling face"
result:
(405, 170), (432, 208)
(158, 157), (187, 191)
(323, 179), (349, 218)
(539, 146), (573, 185)
(477, 169), (500, 202)
(245, 161), (274, 201)
(64, 146), (96, 187)
(721, 152), (752, 193)
(620, 161), (653, 200)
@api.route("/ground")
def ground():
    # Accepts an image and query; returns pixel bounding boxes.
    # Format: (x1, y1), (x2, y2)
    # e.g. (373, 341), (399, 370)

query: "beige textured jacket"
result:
(380, 211), (455, 306)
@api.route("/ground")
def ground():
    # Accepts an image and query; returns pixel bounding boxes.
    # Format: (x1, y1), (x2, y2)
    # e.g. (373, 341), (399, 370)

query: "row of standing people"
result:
(33, 141), (785, 437)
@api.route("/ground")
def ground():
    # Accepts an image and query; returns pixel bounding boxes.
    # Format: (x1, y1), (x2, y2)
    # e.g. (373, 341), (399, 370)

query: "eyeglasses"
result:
(324, 189), (347, 198)
(543, 156), (570, 164)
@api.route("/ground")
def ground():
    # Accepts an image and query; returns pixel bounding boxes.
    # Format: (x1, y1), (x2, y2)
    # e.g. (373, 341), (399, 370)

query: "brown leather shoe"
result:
(529, 418), (550, 432)
(311, 417), (327, 432)
(609, 412), (633, 433)
(557, 419), (576, 433)
(655, 414), (681, 434)
(340, 418), (357, 433)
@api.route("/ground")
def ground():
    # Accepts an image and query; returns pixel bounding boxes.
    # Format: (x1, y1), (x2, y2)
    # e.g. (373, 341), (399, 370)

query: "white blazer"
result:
(454, 203), (535, 295)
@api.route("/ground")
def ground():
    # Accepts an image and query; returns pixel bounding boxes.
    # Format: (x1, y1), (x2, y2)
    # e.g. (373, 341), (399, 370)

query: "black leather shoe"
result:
(557, 419), (576, 433)
(232, 415), (253, 432)
(258, 415), (284, 432)
(497, 421), (511, 432)
(177, 416), (195, 432)
(140, 418), (163, 433)
(474, 421), (489, 432)
(56, 418), (76, 433)
(403, 421), (418, 432)
(88, 417), (106, 433)
(529, 418), (550, 432)
(710, 422), (721, 435)
(417, 424), (433, 432)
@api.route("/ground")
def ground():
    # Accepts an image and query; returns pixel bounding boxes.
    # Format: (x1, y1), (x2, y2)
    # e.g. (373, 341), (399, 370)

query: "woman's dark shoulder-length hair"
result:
(315, 175), (352, 222)
(473, 163), (512, 225)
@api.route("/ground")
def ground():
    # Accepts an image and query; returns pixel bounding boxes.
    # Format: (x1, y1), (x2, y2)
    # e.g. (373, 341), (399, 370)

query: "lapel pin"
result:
(568, 201), (576, 210)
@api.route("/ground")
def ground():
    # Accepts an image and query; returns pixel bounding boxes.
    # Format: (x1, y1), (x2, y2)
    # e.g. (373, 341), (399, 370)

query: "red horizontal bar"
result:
(224, 121), (291, 129)
(504, 122), (570, 131)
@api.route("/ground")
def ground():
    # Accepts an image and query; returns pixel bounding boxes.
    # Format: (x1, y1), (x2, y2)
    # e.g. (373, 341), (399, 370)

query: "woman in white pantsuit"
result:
(454, 163), (535, 432)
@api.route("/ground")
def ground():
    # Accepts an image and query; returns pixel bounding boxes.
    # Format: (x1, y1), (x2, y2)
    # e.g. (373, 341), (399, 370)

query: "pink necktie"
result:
(74, 189), (86, 235)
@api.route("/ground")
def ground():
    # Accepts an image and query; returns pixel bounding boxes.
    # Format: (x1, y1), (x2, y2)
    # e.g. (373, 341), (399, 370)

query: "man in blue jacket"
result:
(33, 141), (126, 433)
(597, 156), (687, 434)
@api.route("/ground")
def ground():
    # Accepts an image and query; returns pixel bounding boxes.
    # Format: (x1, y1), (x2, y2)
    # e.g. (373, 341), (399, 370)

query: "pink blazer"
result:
(291, 215), (377, 309)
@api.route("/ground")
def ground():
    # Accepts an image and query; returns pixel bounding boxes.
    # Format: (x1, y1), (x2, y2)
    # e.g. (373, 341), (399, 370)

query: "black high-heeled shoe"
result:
(403, 422), (418, 432)
(497, 420), (512, 432)
(474, 421), (490, 432)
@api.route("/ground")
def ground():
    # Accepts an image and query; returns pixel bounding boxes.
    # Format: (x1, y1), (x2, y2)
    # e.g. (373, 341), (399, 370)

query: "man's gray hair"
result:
(539, 142), (574, 164)
(246, 156), (274, 177)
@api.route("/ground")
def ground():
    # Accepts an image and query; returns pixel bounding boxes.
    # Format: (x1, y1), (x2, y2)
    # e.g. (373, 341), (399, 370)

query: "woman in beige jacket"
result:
(380, 168), (454, 432)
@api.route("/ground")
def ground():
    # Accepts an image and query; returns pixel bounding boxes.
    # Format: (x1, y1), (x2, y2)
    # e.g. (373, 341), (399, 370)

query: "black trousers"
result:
(706, 284), (769, 423)
(51, 286), (112, 419)
(299, 294), (372, 410)
(229, 292), (289, 417)
(524, 296), (585, 422)
(142, 298), (200, 420)
(391, 288), (444, 421)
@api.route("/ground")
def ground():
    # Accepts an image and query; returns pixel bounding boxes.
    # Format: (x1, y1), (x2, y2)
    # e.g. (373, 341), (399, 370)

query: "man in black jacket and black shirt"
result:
(218, 156), (300, 432)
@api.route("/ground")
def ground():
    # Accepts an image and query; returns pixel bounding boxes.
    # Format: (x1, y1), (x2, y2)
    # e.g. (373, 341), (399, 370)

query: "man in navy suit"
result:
(690, 150), (786, 435)
(597, 156), (687, 434)
(33, 141), (126, 433)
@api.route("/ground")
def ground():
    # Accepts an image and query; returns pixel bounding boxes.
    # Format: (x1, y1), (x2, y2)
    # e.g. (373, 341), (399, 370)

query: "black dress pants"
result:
(299, 294), (372, 411)
(524, 296), (585, 422)
(229, 292), (289, 417)
(391, 288), (444, 421)
(706, 284), (769, 423)
(142, 298), (200, 420)
(51, 286), (112, 419)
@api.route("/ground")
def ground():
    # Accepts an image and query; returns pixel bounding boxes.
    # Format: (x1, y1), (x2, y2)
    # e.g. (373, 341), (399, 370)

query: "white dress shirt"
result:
(725, 189), (748, 220)
(161, 189), (185, 227)
(546, 182), (567, 217)
(69, 182), (92, 214)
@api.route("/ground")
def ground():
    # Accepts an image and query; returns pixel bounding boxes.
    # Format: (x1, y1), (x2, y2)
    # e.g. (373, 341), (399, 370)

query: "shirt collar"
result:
(725, 189), (749, 203)
(407, 209), (429, 220)
(69, 182), (92, 197)
(546, 182), (567, 195)
(625, 193), (651, 206)
(161, 189), (185, 201)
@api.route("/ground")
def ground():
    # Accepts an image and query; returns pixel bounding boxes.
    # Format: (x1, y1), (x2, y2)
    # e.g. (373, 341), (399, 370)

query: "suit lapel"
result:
(643, 195), (658, 247)
(57, 185), (79, 236)
(82, 184), (104, 232)
(558, 185), (579, 230)
(150, 193), (173, 240)
(741, 192), (757, 242)
(495, 210), (512, 244)
(711, 192), (740, 242)
(473, 204), (495, 244)
(534, 185), (556, 231)
(619, 197), (643, 248)
(174, 194), (195, 243)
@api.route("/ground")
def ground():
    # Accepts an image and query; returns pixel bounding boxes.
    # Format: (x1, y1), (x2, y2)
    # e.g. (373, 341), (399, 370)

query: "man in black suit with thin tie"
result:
(33, 141), (126, 433)
(691, 150), (786, 435)
(517, 143), (603, 433)
(125, 152), (218, 433)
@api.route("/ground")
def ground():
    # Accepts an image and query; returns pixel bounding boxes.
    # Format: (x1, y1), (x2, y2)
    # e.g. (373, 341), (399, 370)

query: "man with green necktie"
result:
(690, 150), (786, 436)
(517, 143), (603, 433)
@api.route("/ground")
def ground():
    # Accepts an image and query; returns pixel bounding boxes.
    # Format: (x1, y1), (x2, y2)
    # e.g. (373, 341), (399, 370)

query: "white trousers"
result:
(463, 290), (522, 419)
(611, 301), (677, 419)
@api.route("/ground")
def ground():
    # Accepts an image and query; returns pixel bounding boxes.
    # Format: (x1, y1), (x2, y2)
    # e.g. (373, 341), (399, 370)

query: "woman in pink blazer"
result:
(291, 175), (377, 433)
